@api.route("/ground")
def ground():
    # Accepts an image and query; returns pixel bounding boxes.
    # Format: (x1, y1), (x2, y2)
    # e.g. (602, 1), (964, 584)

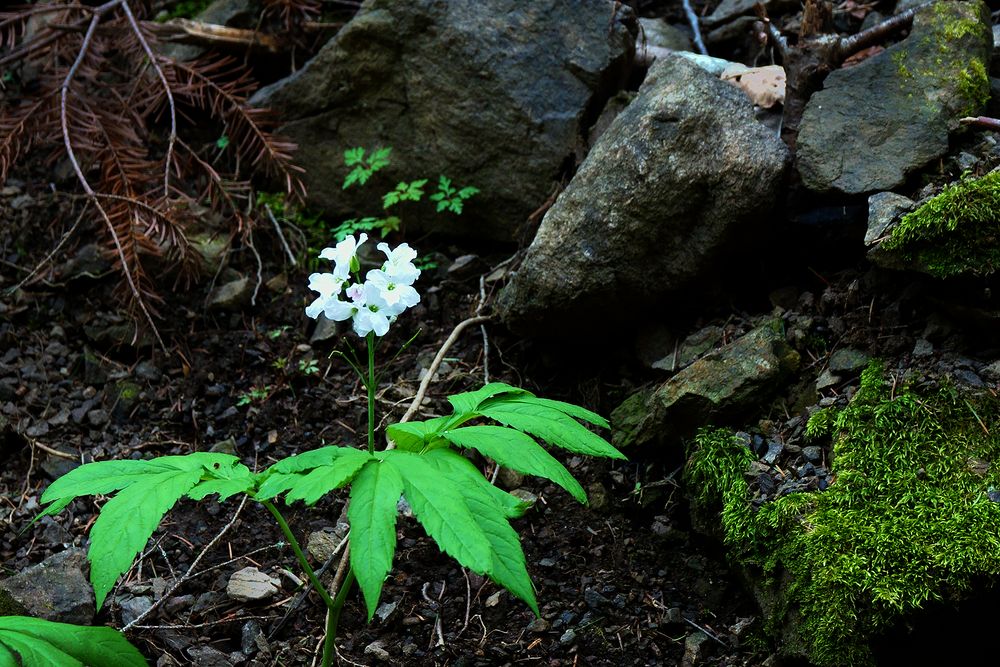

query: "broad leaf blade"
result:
(88, 467), (205, 608)
(0, 633), (78, 667)
(421, 450), (537, 613)
(478, 400), (625, 460)
(419, 449), (529, 519)
(447, 382), (528, 415)
(514, 396), (610, 429)
(39, 460), (158, 510)
(348, 460), (404, 620)
(382, 451), (492, 573)
(386, 417), (452, 451)
(0, 616), (146, 666)
(186, 478), (252, 502)
(441, 426), (587, 504)
(283, 449), (372, 505)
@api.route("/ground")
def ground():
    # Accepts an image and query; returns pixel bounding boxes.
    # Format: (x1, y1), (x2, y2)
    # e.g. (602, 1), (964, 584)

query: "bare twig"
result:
(682, 0), (708, 55)
(123, 495), (248, 630)
(398, 315), (493, 426)
(265, 203), (298, 266)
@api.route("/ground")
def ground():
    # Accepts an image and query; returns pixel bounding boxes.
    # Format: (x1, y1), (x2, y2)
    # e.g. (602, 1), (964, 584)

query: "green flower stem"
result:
(262, 500), (339, 666)
(367, 331), (376, 454)
(327, 568), (357, 647)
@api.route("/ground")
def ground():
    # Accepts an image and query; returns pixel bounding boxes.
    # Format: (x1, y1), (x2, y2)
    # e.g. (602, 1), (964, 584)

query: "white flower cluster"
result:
(305, 233), (420, 337)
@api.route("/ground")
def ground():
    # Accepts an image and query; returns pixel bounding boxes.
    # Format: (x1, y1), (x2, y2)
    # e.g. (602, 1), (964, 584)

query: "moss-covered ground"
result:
(882, 168), (1000, 277)
(687, 363), (1000, 666)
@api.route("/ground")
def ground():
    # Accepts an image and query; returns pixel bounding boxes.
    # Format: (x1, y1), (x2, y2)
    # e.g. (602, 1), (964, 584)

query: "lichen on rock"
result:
(687, 362), (1000, 666)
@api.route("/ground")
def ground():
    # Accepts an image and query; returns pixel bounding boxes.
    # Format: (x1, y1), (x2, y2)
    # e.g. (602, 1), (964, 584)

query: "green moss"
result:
(892, 51), (913, 80)
(687, 362), (1000, 666)
(882, 169), (1000, 277)
(956, 57), (990, 114)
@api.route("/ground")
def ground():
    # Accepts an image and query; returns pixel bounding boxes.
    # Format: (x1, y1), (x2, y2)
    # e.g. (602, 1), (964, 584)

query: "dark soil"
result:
(0, 185), (763, 666)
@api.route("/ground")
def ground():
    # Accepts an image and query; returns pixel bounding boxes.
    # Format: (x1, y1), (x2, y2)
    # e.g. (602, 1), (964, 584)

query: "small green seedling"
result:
(430, 175), (479, 214)
(297, 359), (319, 375)
(236, 385), (271, 406)
(342, 147), (391, 189)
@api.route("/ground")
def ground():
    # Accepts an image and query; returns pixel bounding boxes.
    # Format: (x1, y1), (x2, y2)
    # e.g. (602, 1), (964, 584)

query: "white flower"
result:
(365, 268), (420, 315)
(304, 272), (345, 319)
(377, 242), (420, 285)
(305, 239), (421, 338)
(319, 233), (368, 279)
(349, 281), (392, 337)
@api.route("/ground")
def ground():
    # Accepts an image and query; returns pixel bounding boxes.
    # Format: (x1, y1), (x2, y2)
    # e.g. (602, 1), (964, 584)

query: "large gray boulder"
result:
(796, 0), (992, 194)
(497, 55), (788, 336)
(251, 0), (636, 241)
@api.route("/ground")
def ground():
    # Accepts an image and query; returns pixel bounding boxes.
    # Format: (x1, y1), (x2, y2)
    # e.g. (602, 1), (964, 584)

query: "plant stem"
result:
(262, 500), (340, 666)
(367, 331), (376, 454)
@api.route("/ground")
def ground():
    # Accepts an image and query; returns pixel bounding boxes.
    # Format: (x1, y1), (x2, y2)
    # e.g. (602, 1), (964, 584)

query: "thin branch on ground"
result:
(123, 495), (248, 630)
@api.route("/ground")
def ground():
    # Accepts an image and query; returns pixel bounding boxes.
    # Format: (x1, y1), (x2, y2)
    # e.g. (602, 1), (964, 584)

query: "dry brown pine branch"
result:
(0, 0), (308, 344)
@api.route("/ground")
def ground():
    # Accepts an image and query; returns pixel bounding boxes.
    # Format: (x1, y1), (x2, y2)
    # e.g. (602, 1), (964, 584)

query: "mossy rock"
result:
(874, 167), (1000, 277)
(687, 363), (1000, 666)
(797, 0), (992, 193)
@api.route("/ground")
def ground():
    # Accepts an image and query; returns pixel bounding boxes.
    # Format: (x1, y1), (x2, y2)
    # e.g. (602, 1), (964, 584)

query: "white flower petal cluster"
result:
(305, 234), (421, 337)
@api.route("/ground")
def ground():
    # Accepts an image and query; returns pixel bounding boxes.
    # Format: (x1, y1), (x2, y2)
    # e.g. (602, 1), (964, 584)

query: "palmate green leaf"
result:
(419, 450), (537, 613)
(39, 453), (245, 609)
(382, 451), (491, 573)
(255, 446), (372, 504)
(441, 425), (587, 504)
(478, 398), (625, 460)
(0, 616), (147, 667)
(348, 460), (404, 620)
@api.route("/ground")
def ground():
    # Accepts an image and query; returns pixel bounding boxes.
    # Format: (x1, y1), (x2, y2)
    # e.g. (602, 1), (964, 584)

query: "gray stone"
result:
(638, 18), (693, 52)
(186, 645), (233, 667)
(913, 338), (934, 357)
(865, 192), (915, 246)
(208, 277), (251, 311)
(0, 548), (94, 624)
(498, 55), (787, 336)
(682, 630), (712, 667)
(981, 359), (1000, 381)
(797, 1), (992, 194)
(802, 446), (823, 463)
(829, 348), (870, 373)
(363, 640), (390, 661)
(226, 567), (279, 602)
(118, 595), (152, 626)
(251, 0), (636, 241)
(816, 369), (840, 390)
(612, 324), (799, 449)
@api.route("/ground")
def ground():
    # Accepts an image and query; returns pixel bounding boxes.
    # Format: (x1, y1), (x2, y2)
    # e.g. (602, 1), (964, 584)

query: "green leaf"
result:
(344, 147), (365, 166)
(515, 395), (610, 429)
(348, 460), (404, 619)
(256, 447), (372, 504)
(447, 382), (527, 414)
(478, 399), (625, 460)
(457, 186), (479, 199)
(215, 135), (229, 150)
(440, 425), (587, 504)
(434, 200), (448, 213)
(369, 147), (392, 170)
(382, 451), (492, 572)
(0, 616), (147, 666)
(89, 467), (205, 608)
(186, 477), (253, 502)
(418, 449), (529, 519)
(40, 453), (242, 609)
(386, 417), (453, 451)
(437, 175), (453, 195)
(448, 200), (463, 214)
(420, 450), (537, 613)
